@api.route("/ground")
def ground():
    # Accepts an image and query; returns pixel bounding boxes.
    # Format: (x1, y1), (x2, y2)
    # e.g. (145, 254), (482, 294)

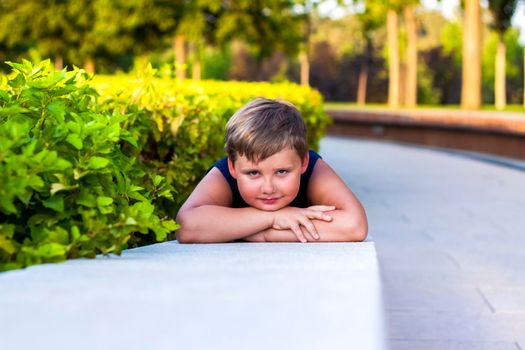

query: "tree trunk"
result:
(84, 58), (95, 74)
(404, 5), (418, 108)
(495, 36), (506, 110)
(174, 34), (186, 80)
(190, 42), (202, 81)
(357, 37), (372, 105)
(54, 55), (63, 71)
(192, 61), (201, 81)
(461, 0), (481, 110)
(387, 9), (400, 108)
(357, 66), (368, 105)
(299, 50), (309, 86)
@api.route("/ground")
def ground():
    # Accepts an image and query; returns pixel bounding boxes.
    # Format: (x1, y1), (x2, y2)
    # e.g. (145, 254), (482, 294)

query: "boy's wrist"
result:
(263, 209), (276, 230)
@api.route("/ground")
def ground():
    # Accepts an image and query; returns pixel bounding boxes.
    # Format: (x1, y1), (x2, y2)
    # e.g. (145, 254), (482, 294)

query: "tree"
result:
(354, 3), (383, 104)
(461, 0), (482, 109)
(386, 5), (401, 108)
(216, 0), (303, 65)
(362, 0), (418, 108)
(0, 0), (70, 70)
(169, 1), (221, 80)
(487, 0), (518, 110)
(404, 4), (418, 107)
(282, 0), (339, 86)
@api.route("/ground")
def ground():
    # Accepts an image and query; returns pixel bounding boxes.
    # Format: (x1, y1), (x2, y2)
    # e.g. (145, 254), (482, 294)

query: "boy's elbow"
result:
(343, 214), (368, 242)
(175, 227), (194, 244)
(175, 212), (198, 244)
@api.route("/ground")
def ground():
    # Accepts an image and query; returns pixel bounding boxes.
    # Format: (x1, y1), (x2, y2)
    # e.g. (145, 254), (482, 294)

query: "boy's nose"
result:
(261, 178), (276, 194)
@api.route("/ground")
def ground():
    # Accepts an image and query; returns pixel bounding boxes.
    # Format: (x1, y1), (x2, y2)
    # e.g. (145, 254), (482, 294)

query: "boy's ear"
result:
(227, 158), (237, 179)
(300, 152), (309, 174)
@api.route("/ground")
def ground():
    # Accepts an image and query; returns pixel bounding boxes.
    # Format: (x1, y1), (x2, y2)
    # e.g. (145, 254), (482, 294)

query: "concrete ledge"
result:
(326, 108), (525, 160)
(0, 241), (386, 350)
(327, 108), (525, 135)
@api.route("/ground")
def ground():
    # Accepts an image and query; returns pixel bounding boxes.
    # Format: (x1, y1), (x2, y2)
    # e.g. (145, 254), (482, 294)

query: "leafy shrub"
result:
(0, 60), (329, 272)
(0, 60), (177, 271)
(93, 69), (330, 211)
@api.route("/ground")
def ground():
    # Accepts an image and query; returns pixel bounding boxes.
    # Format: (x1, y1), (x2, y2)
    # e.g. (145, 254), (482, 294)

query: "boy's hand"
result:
(271, 206), (335, 243)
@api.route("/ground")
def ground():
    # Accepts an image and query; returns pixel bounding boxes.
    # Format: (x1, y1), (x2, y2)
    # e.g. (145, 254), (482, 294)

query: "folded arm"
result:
(244, 159), (368, 243)
(176, 159), (367, 243)
(176, 169), (333, 243)
(245, 207), (367, 242)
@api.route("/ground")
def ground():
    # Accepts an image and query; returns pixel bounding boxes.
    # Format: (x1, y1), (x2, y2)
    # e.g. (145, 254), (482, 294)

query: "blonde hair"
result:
(225, 98), (308, 163)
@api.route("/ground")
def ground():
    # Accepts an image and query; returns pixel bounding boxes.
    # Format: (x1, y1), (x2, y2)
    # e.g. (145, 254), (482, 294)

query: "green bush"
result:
(0, 60), (330, 272)
(93, 68), (330, 212)
(0, 60), (177, 271)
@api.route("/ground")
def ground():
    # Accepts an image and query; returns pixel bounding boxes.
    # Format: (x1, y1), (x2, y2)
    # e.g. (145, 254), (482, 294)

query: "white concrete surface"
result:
(0, 241), (386, 350)
(4, 134), (525, 350)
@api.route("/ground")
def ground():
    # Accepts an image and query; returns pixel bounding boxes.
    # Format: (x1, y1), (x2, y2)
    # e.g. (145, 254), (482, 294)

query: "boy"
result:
(176, 98), (367, 243)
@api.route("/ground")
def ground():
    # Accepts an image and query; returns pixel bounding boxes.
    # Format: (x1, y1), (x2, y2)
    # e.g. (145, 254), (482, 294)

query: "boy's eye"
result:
(276, 169), (288, 175)
(248, 171), (259, 177)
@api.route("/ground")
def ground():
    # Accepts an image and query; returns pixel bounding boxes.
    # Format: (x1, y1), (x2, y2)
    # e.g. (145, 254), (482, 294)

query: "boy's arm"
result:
(305, 158), (367, 241)
(175, 168), (332, 243)
(176, 168), (270, 243)
(245, 159), (368, 243)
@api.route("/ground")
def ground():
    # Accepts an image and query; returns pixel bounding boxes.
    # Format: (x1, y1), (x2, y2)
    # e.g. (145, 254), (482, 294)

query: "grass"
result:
(324, 102), (525, 114)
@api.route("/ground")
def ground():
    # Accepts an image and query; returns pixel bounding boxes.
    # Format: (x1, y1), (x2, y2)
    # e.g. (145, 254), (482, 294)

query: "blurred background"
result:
(1, 0), (524, 108)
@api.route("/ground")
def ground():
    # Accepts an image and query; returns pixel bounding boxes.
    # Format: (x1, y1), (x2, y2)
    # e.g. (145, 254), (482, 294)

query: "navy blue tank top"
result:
(209, 150), (321, 208)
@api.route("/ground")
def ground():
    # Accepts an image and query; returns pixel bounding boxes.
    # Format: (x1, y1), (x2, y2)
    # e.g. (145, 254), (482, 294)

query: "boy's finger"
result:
(307, 210), (332, 222)
(300, 217), (319, 240)
(291, 224), (307, 243)
(308, 205), (336, 212)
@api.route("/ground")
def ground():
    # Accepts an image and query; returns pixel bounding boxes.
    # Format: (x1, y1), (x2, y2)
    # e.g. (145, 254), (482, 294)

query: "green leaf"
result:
(32, 243), (67, 259)
(43, 196), (64, 213)
(48, 226), (69, 245)
(161, 219), (179, 231)
(127, 191), (148, 202)
(22, 141), (37, 156)
(50, 183), (78, 195)
(0, 236), (17, 255)
(66, 121), (81, 134)
(28, 175), (45, 191)
(71, 226), (80, 241)
(120, 133), (138, 148)
(132, 201), (154, 218)
(47, 100), (66, 122)
(0, 224), (16, 238)
(0, 197), (18, 215)
(97, 196), (114, 214)
(87, 156), (109, 169)
(54, 158), (72, 170)
(97, 196), (113, 207)
(28, 213), (60, 226)
(16, 190), (33, 206)
(152, 175), (164, 187)
(124, 217), (138, 226)
(0, 90), (9, 103)
(76, 190), (96, 208)
(66, 134), (83, 150)
(8, 73), (25, 88)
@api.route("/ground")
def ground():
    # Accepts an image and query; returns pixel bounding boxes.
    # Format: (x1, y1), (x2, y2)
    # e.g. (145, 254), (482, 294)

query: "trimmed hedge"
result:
(0, 60), (330, 271)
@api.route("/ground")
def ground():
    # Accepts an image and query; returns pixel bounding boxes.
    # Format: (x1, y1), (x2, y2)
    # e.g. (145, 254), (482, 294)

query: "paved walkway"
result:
(1, 136), (525, 350)
(321, 136), (525, 349)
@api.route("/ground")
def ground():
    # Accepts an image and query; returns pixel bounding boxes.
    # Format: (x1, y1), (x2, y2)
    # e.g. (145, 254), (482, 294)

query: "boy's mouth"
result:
(259, 197), (281, 205)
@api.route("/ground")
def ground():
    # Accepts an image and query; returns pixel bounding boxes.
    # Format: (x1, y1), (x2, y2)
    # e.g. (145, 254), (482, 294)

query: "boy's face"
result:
(228, 148), (309, 211)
